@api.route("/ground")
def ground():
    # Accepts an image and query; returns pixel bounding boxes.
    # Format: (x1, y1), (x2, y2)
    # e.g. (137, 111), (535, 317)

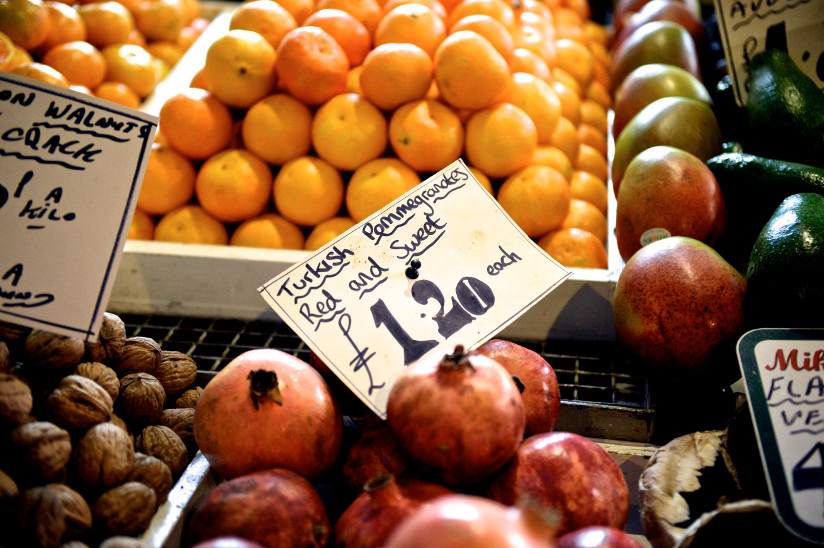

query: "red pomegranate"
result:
(385, 345), (526, 486)
(334, 473), (453, 548)
(557, 526), (645, 548)
(486, 432), (629, 536)
(190, 538), (267, 548)
(186, 468), (331, 548)
(474, 338), (561, 436)
(341, 423), (409, 494)
(193, 348), (343, 480)
(382, 493), (557, 547)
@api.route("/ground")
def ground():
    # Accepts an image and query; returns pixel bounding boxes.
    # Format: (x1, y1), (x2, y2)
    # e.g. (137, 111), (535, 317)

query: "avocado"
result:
(746, 48), (824, 168)
(708, 152), (824, 270)
(744, 193), (824, 329)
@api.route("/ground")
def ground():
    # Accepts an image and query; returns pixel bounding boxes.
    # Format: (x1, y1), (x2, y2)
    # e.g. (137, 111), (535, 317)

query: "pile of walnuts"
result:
(0, 312), (203, 548)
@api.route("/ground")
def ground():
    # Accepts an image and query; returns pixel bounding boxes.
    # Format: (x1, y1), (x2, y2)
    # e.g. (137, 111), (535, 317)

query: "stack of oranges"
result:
(0, 0), (208, 108)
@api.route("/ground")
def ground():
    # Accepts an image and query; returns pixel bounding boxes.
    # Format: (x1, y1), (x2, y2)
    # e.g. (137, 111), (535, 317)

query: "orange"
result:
(303, 8), (371, 66)
(77, 1), (135, 48)
(561, 0), (590, 22)
(158, 87), (234, 160)
(128, 208), (156, 240)
(560, 198), (607, 244)
(176, 16), (209, 50)
(229, 0), (297, 49)
(382, 0), (447, 21)
(311, 92), (388, 171)
(585, 79), (612, 110)
(241, 93), (313, 166)
(101, 43), (166, 98)
(538, 227), (607, 269)
(373, 3), (446, 59)
(94, 81), (141, 108)
(509, 47), (551, 81)
(133, 0), (188, 42)
(314, 0), (382, 35)
(532, 144), (573, 182)
(515, 9), (554, 39)
(511, 0), (554, 20)
(552, 66), (581, 96)
(34, 1), (87, 56)
(189, 66), (210, 89)
(7, 44), (32, 70)
(41, 41), (106, 89)
(345, 157), (420, 222)
(553, 37), (593, 89)
(273, 0), (314, 24)
(577, 123), (607, 157)
(305, 216), (357, 250)
(433, 30), (510, 110)
(388, 98), (464, 172)
(275, 25), (349, 106)
(9, 62), (70, 87)
(346, 64), (364, 93)
(579, 98), (608, 135)
(464, 102), (537, 179)
(496, 164), (570, 238)
(468, 165), (493, 194)
(359, 42), (432, 111)
(448, 13), (513, 64)
(552, 78), (581, 126)
(137, 141), (197, 216)
(575, 142), (609, 183)
(154, 204), (229, 245)
(446, 0), (515, 29)
(510, 23), (555, 64)
(195, 148), (273, 224)
(229, 213), (306, 249)
(548, 116), (579, 165)
(145, 40), (185, 67)
(0, 30), (14, 70)
(584, 20), (611, 47)
(505, 71), (562, 145)
(203, 28), (278, 109)
(569, 170), (607, 215)
(0, 0), (51, 51)
(273, 155), (345, 226)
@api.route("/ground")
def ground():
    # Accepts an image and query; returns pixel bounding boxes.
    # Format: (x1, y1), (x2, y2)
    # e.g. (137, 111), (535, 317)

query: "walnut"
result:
(75, 422), (135, 488)
(128, 452), (173, 502)
(44, 374), (113, 430)
(0, 372), (33, 427)
(108, 413), (134, 446)
(0, 340), (10, 373)
(99, 535), (154, 548)
(22, 330), (85, 372)
(47, 483), (93, 541)
(0, 468), (18, 498)
(83, 312), (126, 365)
(174, 385), (203, 409)
(0, 319), (30, 344)
(116, 337), (161, 377)
(14, 485), (66, 548)
(91, 481), (156, 537)
(159, 408), (195, 445)
(155, 350), (197, 396)
(135, 425), (189, 477)
(73, 361), (120, 402)
(9, 421), (72, 482)
(116, 372), (165, 426)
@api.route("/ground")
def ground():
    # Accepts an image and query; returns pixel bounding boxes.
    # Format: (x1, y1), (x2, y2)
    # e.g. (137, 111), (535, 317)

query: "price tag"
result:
(0, 73), (157, 341)
(712, 0), (824, 106)
(259, 160), (571, 418)
(737, 328), (824, 544)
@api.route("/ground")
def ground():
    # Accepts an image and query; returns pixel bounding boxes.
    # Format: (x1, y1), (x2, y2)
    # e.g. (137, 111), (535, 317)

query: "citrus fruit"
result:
(137, 141), (197, 216)
(359, 42), (433, 111)
(154, 204), (229, 245)
(273, 155), (346, 227)
(195, 149), (273, 224)
(158, 87), (234, 160)
(346, 157), (420, 222)
(241, 93), (313, 165)
(388, 98), (464, 173)
(496, 164), (571, 238)
(275, 25), (350, 106)
(538, 227), (608, 269)
(311, 92), (388, 171)
(203, 28), (278, 109)
(464, 102), (537, 179)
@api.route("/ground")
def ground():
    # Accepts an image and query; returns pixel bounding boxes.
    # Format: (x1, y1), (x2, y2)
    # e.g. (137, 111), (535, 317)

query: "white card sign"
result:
(259, 160), (571, 418)
(713, 0), (824, 106)
(737, 328), (824, 544)
(0, 72), (157, 341)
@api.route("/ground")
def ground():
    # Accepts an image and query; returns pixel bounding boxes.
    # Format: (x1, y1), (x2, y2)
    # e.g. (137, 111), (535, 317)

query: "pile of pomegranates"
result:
(187, 340), (635, 548)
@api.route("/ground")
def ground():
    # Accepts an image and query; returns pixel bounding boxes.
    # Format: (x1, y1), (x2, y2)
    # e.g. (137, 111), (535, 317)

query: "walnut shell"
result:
(22, 330), (85, 372)
(47, 483), (93, 541)
(99, 535), (154, 548)
(159, 407), (194, 445)
(83, 312), (126, 365)
(155, 350), (197, 396)
(44, 374), (113, 430)
(15, 484), (67, 548)
(108, 413), (134, 446)
(128, 452), (173, 502)
(116, 337), (161, 377)
(135, 424), (189, 477)
(75, 422), (135, 488)
(116, 372), (165, 426)
(74, 362), (120, 402)
(0, 319), (31, 344)
(0, 468), (18, 498)
(9, 421), (72, 482)
(0, 372), (33, 427)
(174, 385), (203, 409)
(91, 481), (156, 537)
(0, 340), (10, 373)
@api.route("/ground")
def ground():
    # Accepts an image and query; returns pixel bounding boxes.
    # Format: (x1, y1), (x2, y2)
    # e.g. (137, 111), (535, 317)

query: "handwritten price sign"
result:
(738, 328), (824, 544)
(0, 72), (156, 341)
(259, 160), (571, 418)
(713, 0), (824, 106)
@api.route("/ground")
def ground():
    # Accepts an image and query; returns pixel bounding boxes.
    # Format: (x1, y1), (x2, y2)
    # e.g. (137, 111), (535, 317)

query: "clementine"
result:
(154, 204), (229, 245)
(311, 92), (388, 171)
(359, 42), (433, 111)
(464, 102), (537, 179)
(241, 93), (313, 165)
(203, 28), (278, 109)
(158, 87), (235, 160)
(273, 155), (345, 227)
(388, 98), (464, 173)
(345, 157), (421, 222)
(275, 25), (350, 106)
(137, 141), (197, 216)
(195, 149), (274, 224)
(496, 164), (571, 238)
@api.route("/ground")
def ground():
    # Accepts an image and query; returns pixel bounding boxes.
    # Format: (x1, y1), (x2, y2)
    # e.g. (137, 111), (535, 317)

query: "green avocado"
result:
(746, 48), (824, 168)
(744, 193), (824, 329)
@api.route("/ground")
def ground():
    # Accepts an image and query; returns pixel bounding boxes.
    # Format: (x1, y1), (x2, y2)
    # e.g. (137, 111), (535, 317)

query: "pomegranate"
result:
(334, 473), (453, 548)
(186, 468), (331, 548)
(309, 350), (371, 418)
(382, 493), (557, 547)
(557, 526), (644, 548)
(385, 345), (526, 486)
(341, 423), (409, 494)
(193, 348), (343, 480)
(190, 538), (267, 548)
(486, 432), (629, 536)
(474, 338), (561, 436)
